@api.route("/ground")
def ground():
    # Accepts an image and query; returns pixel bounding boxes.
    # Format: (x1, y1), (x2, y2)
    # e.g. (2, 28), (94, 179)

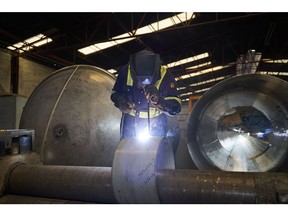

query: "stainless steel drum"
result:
(19, 65), (121, 166)
(187, 74), (288, 172)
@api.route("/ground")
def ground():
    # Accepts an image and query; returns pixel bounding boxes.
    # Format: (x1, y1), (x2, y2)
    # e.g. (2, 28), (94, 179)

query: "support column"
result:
(10, 53), (19, 94)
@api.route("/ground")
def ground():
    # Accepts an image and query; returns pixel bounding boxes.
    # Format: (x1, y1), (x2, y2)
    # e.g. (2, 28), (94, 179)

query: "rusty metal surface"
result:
(187, 74), (288, 172)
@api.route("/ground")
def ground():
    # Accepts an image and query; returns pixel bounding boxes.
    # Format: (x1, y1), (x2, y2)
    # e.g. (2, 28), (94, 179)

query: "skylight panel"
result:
(33, 38), (52, 47)
(179, 87), (211, 99)
(177, 76), (226, 91)
(7, 33), (52, 53)
(166, 52), (209, 68)
(195, 87), (210, 93)
(78, 12), (195, 55)
(136, 12), (195, 35)
(188, 76), (226, 87)
(175, 65), (229, 81)
(262, 59), (288, 63)
(179, 87), (210, 98)
(186, 61), (212, 70)
(25, 34), (45, 44)
(258, 71), (288, 76)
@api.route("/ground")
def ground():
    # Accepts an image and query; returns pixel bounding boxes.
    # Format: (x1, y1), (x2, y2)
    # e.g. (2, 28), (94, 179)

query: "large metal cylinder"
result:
(157, 169), (288, 204)
(7, 164), (116, 203)
(19, 65), (121, 166)
(187, 74), (288, 172)
(3, 164), (288, 204)
(0, 195), (91, 204)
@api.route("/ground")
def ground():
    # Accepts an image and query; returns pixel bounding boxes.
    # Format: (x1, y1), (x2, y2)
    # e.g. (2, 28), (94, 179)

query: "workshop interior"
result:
(1, 12), (288, 204)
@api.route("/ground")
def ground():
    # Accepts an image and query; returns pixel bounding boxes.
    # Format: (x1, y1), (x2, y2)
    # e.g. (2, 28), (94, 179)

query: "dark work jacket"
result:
(111, 64), (181, 139)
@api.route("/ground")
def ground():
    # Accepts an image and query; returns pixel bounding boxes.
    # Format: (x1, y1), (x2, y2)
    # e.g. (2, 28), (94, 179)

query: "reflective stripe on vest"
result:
(128, 107), (162, 118)
(126, 65), (167, 118)
(127, 65), (134, 86)
(164, 96), (182, 105)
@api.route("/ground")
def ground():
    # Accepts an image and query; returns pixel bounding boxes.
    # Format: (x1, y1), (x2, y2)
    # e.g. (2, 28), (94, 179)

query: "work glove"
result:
(117, 96), (134, 113)
(144, 85), (159, 105)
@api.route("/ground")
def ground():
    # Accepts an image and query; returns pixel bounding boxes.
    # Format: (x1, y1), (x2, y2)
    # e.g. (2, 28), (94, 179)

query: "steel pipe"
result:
(157, 169), (288, 204)
(5, 164), (288, 204)
(7, 164), (116, 203)
(0, 195), (91, 204)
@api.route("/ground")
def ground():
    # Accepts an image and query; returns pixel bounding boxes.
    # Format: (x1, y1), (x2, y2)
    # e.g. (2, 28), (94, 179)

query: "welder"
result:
(110, 49), (181, 140)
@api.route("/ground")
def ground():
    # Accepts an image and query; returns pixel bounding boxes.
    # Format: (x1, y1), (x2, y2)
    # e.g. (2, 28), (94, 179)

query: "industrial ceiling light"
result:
(7, 34), (52, 53)
(78, 12), (195, 55)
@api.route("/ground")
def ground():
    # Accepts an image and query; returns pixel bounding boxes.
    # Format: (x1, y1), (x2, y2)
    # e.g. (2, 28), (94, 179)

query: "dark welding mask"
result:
(129, 50), (161, 89)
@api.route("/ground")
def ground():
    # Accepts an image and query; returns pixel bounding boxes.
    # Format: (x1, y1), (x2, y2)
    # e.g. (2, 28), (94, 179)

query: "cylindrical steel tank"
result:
(19, 65), (121, 166)
(187, 74), (288, 172)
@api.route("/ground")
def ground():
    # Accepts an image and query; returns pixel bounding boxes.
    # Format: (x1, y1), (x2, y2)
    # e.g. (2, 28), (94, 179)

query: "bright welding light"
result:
(136, 127), (151, 142)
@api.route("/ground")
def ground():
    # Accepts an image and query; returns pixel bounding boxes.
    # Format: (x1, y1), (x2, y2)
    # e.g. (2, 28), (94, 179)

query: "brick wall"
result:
(18, 57), (55, 97)
(0, 51), (11, 93)
(0, 49), (55, 97)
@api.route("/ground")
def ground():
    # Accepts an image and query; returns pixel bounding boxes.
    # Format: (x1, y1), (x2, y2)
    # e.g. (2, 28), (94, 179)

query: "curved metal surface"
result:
(187, 74), (288, 172)
(112, 136), (175, 203)
(166, 116), (180, 154)
(8, 164), (116, 203)
(157, 169), (288, 204)
(4, 164), (288, 204)
(0, 195), (91, 204)
(19, 65), (122, 167)
(0, 152), (41, 197)
(157, 169), (256, 203)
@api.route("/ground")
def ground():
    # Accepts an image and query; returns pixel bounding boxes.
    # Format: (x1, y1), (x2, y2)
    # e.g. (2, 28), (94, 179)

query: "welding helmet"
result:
(129, 50), (161, 89)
